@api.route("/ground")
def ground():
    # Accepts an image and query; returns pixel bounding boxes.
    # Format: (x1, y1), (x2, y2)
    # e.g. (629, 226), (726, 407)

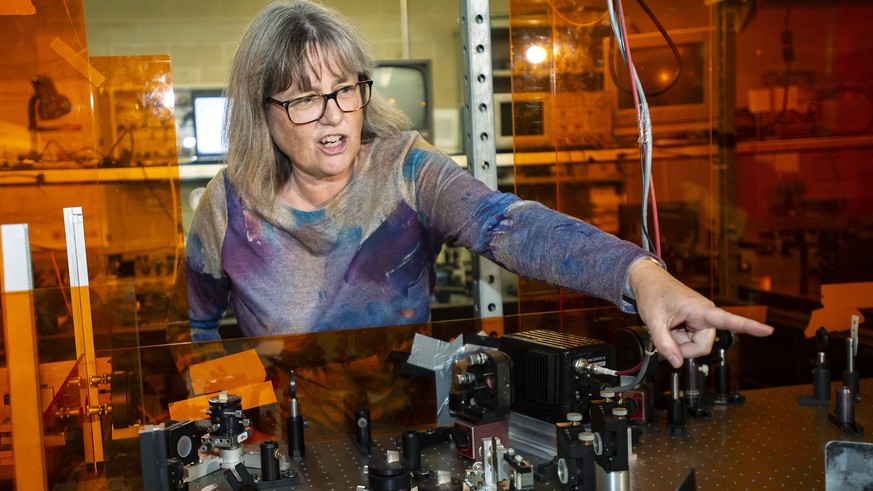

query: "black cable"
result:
(607, 0), (684, 98)
(36, 139), (69, 162)
(103, 127), (135, 166)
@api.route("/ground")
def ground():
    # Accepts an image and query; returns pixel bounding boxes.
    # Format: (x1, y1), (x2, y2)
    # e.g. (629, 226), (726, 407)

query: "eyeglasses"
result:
(266, 80), (373, 125)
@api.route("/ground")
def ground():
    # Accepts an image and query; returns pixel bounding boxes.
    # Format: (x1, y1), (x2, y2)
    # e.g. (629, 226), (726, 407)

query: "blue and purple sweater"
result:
(186, 132), (648, 340)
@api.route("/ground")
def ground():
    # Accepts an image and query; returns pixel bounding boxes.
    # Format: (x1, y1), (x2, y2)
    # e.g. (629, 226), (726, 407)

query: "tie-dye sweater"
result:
(185, 132), (649, 340)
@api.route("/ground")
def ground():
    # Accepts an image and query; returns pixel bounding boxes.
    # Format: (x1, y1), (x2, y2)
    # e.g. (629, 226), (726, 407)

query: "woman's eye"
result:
(292, 96), (317, 107)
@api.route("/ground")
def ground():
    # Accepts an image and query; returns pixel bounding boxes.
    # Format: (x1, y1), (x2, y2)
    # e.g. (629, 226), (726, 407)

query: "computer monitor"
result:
(372, 60), (434, 143)
(191, 89), (228, 161)
(605, 27), (714, 142)
(493, 92), (553, 151)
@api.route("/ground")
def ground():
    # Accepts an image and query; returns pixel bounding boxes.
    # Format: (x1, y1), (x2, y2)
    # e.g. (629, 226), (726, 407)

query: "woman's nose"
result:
(320, 97), (343, 124)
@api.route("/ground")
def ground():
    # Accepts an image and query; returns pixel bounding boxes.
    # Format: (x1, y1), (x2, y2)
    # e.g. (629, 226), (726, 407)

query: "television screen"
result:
(605, 27), (713, 140)
(493, 92), (553, 151)
(373, 60), (433, 142)
(191, 90), (228, 160)
(512, 100), (545, 137)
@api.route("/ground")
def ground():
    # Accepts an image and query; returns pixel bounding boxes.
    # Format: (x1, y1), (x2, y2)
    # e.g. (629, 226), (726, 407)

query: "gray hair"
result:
(224, 0), (410, 214)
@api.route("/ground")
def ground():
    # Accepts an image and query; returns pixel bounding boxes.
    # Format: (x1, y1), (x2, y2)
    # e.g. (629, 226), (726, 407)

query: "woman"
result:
(186, 0), (772, 368)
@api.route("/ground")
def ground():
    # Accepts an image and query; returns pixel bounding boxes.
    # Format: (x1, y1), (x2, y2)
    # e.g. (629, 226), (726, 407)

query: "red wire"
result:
(617, 0), (639, 112)
(51, 250), (73, 317)
(650, 181), (662, 257)
(616, 0), (662, 256)
(616, 358), (644, 376)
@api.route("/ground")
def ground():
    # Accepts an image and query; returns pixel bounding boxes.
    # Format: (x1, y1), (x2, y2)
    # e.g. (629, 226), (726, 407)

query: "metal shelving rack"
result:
(460, 0), (504, 319)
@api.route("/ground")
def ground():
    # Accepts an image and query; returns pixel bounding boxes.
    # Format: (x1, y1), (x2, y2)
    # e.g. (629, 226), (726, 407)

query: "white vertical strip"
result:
(0, 224), (33, 292)
(63, 207), (89, 287)
(400, 0), (410, 59)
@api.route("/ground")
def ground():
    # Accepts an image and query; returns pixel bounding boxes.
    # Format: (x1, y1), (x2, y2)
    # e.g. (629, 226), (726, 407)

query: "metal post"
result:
(63, 207), (104, 465)
(716, 5), (739, 301)
(460, 0), (503, 318)
(0, 224), (49, 490)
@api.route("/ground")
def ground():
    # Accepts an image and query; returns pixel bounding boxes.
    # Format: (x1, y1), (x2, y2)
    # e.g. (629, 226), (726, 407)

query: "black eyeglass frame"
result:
(265, 80), (373, 125)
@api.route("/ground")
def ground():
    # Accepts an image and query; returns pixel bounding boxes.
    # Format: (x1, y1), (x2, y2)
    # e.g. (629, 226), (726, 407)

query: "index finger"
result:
(700, 307), (774, 337)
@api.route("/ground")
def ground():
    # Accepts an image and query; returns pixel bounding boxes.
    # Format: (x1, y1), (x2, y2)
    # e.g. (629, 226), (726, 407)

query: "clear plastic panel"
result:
(77, 306), (634, 487)
(508, 0), (721, 315)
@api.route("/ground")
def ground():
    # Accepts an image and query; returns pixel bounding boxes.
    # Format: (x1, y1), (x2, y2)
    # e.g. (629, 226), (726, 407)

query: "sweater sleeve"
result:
(406, 138), (650, 312)
(185, 171), (231, 340)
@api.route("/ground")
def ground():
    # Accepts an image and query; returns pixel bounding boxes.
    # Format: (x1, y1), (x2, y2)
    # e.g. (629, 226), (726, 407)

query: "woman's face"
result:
(266, 56), (364, 186)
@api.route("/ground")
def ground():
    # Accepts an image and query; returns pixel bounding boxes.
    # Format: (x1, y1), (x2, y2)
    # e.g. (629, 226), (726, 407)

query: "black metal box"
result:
(499, 329), (615, 423)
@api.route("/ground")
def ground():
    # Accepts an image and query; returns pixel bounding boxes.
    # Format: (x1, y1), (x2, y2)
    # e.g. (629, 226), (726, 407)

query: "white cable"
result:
(608, 0), (655, 253)
(575, 359), (618, 377)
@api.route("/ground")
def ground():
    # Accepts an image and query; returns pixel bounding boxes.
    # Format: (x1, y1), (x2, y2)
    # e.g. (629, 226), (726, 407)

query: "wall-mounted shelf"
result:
(736, 134), (873, 154)
(0, 162), (225, 184)
(0, 143), (722, 185)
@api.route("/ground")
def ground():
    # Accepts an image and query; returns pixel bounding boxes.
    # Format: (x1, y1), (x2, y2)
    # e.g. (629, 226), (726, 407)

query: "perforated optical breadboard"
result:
(177, 380), (870, 490)
(75, 380), (873, 491)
